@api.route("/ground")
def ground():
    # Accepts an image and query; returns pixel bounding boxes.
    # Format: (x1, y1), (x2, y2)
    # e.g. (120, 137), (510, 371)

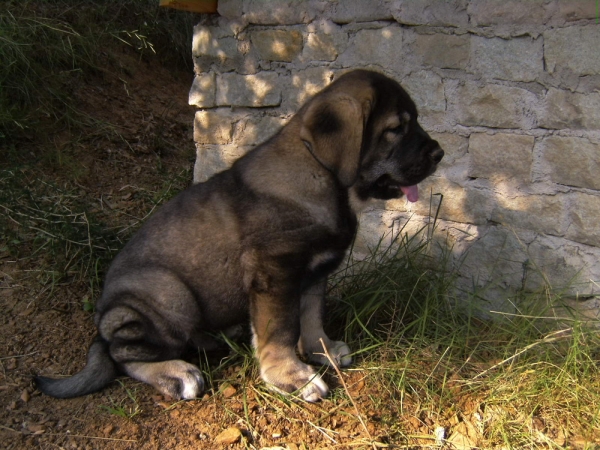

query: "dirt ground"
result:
(0, 45), (417, 450)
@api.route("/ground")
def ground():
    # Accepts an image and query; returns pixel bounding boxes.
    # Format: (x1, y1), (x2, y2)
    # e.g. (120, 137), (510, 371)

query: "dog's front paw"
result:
(304, 340), (352, 368)
(261, 361), (329, 402)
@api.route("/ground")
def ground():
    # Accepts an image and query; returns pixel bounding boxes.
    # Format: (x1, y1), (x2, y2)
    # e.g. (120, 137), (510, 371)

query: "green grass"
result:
(101, 380), (142, 419)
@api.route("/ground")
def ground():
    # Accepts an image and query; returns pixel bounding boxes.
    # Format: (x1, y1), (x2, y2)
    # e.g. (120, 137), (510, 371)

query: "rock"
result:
(219, 382), (237, 398)
(215, 426), (242, 445)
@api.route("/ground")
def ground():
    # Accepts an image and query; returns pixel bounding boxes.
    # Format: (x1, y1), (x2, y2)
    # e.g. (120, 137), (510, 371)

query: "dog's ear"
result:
(300, 92), (370, 187)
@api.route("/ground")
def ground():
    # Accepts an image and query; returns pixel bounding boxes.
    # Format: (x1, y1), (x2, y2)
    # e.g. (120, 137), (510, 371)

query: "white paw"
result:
(306, 340), (352, 368)
(156, 361), (204, 400)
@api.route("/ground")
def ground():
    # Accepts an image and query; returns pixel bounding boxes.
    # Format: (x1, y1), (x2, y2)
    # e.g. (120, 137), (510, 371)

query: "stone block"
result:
(525, 236), (600, 296)
(453, 83), (535, 128)
(490, 194), (567, 235)
(192, 25), (255, 73)
(539, 136), (600, 190)
(234, 115), (287, 146)
(539, 88), (600, 130)
(192, 26), (231, 57)
(467, 0), (552, 26)
(217, 0), (242, 20)
(459, 226), (529, 291)
(567, 193), (600, 247)
(216, 72), (282, 107)
(242, 0), (317, 24)
(545, 26), (600, 76)
(303, 29), (348, 62)
(194, 144), (251, 183)
(470, 36), (543, 82)
(577, 75), (600, 93)
(193, 110), (235, 145)
(286, 66), (336, 110)
(352, 209), (398, 256)
(391, 0), (469, 27)
(189, 73), (216, 108)
(401, 71), (446, 114)
(328, 0), (393, 23)
(556, 0), (599, 22)
(251, 29), (303, 62)
(413, 33), (470, 70)
(192, 26), (243, 72)
(469, 133), (534, 183)
(337, 26), (403, 70)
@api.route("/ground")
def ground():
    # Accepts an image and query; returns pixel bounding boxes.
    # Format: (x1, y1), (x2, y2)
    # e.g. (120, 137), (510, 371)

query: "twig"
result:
(306, 420), (337, 444)
(319, 338), (379, 450)
(46, 433), (137, 442)
(472, 328), (572, 379)
(0, 351), (38, 360)
(0, 425), (137, 442)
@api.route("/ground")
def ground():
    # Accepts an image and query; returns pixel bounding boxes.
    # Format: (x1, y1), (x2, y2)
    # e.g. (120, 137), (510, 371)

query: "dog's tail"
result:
(35, 335), (118, 398)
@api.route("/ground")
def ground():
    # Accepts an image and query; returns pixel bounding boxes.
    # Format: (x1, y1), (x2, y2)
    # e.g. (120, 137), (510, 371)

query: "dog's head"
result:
(299, 70), (443, 202)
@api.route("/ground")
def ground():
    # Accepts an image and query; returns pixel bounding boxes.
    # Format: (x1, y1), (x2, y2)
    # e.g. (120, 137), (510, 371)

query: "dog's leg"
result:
(297, 279), (352, 367)
(99, 301), (204, 400)
(250, 288), (329, 402)
(122, 360), (204, 400)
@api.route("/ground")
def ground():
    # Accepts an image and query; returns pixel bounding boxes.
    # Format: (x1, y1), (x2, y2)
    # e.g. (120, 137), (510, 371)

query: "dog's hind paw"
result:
(157, 362), (204, 400)
(125, 360), (204, 400)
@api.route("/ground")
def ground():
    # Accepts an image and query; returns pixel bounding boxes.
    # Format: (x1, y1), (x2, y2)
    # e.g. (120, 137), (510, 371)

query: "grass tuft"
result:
(322, 225), (600, 447)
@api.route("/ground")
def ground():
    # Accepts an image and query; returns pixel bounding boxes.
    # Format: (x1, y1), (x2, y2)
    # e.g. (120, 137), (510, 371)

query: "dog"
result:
(35, 70), (444, 402)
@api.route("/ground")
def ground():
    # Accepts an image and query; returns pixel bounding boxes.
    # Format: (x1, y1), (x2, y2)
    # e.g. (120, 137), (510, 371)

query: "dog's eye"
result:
(384, 124), (404, 140)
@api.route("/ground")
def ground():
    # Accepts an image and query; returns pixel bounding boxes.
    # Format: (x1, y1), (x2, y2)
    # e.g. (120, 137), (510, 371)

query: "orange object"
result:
(159, 0), (218, 13)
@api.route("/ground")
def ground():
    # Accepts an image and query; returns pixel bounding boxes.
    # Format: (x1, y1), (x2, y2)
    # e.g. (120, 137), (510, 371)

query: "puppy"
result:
(36, 70), (444, 402)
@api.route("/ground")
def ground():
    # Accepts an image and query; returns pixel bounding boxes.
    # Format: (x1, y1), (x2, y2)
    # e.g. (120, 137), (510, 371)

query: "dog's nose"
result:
(429, 147), (444, 164)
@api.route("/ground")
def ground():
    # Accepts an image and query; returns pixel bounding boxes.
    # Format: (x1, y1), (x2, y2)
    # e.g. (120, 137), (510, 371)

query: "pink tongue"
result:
(401, 185), (419, 202)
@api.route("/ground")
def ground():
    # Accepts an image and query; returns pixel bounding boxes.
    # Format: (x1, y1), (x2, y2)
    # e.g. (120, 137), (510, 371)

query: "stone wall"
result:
(190, 0), (600, 310)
